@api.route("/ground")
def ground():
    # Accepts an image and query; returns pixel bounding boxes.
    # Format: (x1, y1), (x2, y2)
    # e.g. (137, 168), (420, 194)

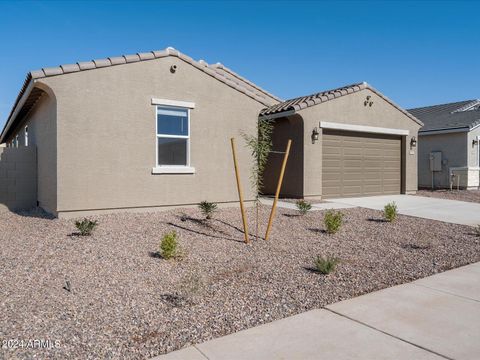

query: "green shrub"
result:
(296, 200), (312, 215)
(383, 202), (398, 222)
(474, 225), (480, 237)
(199, 201), (218, 220)
(75, 218), (98, 236)
(324, 210), (343, 234)
(160, 231), (179, 260)
(314, 255), (340, 274)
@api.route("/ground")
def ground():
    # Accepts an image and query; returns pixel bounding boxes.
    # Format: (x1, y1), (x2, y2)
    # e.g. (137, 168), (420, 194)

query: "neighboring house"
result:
(0, 47), (421, 217)
(408, 100), (480, 189)
(0, 47), (279, 217)
(261, 82), (422, 199)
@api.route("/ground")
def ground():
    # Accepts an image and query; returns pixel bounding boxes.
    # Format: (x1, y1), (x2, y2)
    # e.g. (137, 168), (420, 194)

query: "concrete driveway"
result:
(154, 262), (480, 360)
(326, 194), (480, 226)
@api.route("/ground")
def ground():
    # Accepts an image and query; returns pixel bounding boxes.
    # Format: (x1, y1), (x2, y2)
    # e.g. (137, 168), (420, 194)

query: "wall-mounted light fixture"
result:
(312, 127), (319, 143)
(473, 139), (479, 146)
(410, 136), (417, 147)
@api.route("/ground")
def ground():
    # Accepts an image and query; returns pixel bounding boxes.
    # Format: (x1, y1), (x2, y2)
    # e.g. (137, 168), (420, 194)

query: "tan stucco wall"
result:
(0, 147), (37, 212)
(39, 56), (261, 215)
(294, 89), (420, 197)
(417, 132), (467, 189)
(4, 91), (57, 214)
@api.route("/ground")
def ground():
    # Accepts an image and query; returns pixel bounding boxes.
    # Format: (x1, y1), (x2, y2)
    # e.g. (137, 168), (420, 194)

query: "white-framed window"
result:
(24, 126), (28, 147)
(15, 135), (19, 148)
(152, 99), (195, 174)
(156, 105), (190, 166)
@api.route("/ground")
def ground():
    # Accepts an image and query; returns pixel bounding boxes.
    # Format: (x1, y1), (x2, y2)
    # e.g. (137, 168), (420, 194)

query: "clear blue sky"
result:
(0, 0), (479, 127)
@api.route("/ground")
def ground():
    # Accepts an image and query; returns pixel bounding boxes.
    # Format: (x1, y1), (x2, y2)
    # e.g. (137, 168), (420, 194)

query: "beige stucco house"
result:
(261, 83), (422, 199)
(0, 47), (279, 217)
(408, 100), (480, 189)
(1, 48), (421, 217)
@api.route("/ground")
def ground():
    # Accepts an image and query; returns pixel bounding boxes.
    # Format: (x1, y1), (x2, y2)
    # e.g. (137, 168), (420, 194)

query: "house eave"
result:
(0, 78), (35, 143)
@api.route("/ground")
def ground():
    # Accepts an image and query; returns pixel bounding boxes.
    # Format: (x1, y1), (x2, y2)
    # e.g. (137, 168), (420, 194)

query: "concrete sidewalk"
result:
(327, 194), (480, 226)
(154, 262), (480, 360)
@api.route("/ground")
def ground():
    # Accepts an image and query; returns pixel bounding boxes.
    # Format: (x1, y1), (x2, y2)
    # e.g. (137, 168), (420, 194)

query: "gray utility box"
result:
(429, 151), (442, 172)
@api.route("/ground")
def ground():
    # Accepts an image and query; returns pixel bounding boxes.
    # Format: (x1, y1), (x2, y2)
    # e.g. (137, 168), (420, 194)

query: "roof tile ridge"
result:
(210, 62), (282, 101)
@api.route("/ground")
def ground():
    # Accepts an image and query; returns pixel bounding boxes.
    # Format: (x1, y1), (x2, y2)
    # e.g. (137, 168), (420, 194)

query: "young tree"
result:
(242, 119), (273, 241)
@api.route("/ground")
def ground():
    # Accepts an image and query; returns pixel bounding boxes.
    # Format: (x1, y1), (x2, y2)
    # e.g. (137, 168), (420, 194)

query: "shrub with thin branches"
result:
(314, 256), (340, 274)
(160, 231), (180, 260)
(198, 201), (218, 220)
(383, 202), (398, 222)
(296, 200), (312, 215)
(242, 119), (274, 240)
(75, 218), (98, 236)
(324, 210), (343, 234)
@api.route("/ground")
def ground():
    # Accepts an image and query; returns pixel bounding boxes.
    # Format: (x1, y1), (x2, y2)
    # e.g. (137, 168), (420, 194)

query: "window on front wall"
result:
(25, 126), (28, 147)
(156, 106), (189, 166)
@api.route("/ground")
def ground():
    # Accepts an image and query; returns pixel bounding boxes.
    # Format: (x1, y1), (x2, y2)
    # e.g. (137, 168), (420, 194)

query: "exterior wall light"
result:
(473, 139), (479, 146)
(410, 136), (417, 147)
(312, 127), (319, 143)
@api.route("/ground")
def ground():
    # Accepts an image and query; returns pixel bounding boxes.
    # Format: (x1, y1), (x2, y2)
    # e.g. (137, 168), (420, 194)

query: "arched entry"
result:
(262, 113), (304, 198)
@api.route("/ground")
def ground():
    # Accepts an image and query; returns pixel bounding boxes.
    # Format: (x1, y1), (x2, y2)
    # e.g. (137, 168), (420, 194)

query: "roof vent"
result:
(198, 60), (208, 66)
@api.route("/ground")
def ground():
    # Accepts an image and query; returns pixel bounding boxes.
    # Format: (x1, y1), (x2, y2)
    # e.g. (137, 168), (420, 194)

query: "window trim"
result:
(153, 101), (196, 174)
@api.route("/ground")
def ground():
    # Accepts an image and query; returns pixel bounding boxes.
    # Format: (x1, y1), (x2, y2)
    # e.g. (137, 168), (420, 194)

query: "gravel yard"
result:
(416, 189), (480, 203)
(1, 205), (479, 359)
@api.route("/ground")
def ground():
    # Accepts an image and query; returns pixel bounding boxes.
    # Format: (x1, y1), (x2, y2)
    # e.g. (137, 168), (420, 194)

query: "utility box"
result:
(429, 151), (442, 172)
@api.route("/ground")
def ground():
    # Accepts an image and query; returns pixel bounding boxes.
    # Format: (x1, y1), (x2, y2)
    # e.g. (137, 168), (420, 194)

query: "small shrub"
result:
(296, 200), (312, 215)
(324, 210), (343, 234)
(199, 201), (218, 220)
(160, 231), (180, 260)
(383, 202), (398, 222)
(314, 256), (339, 274)
(75, 218), (98, 236)
(177, 269), (204, 303)
(474, 225), (480, 237)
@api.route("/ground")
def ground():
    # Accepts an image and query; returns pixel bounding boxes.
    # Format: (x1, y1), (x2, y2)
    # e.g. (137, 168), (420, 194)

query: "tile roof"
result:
(29, 47), (279, 106)
(1, 47), (280, 143)
(408, 100), (480, 132)
(260, 82), (422, 126)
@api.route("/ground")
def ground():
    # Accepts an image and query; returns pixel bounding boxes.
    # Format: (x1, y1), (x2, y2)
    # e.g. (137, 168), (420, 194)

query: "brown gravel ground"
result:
(416, 189), (480, 203)
(1, 205), (480, 359)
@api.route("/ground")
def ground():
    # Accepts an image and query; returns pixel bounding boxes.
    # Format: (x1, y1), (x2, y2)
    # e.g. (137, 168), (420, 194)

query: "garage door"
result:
(322, 130), (401, 198)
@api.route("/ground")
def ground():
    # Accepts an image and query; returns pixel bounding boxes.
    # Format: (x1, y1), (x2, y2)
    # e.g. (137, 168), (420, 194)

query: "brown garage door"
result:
(322, 130), (401, 198)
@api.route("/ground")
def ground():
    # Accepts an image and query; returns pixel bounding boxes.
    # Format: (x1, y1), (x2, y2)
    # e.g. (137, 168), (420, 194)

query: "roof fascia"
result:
(0, 79), (35, 143)
(419, 127), (470, 136)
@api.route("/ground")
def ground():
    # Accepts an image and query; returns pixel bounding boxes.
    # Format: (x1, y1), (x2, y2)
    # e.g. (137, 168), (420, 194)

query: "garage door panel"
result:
(322, 130), (401, 198)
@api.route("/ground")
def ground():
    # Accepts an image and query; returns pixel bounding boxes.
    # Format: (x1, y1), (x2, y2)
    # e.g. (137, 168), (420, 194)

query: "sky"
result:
(0, 0), (479, 128)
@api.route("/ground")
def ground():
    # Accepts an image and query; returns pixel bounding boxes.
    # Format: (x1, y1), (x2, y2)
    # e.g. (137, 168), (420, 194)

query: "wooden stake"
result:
(265, 139), (292, 241)
(230, 138), (249, 244)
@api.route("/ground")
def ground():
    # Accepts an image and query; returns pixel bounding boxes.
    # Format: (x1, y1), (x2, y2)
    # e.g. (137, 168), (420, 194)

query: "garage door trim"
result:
(320, 121), (409, 136)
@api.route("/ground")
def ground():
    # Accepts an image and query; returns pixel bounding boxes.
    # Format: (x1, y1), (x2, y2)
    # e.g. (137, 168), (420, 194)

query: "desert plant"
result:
(324, 210), (343, 234)
(474, 225), (480, 237)
(160, 231), (180, 260)
(383, 202), (398, 222)
(242, 119), (274, 241)
(75, 218), (98, 236)
(199, 201), (218, 220)
(177, 269), (204, 304)
(296, 200), (312, 215)
(314, 255), (340, 274)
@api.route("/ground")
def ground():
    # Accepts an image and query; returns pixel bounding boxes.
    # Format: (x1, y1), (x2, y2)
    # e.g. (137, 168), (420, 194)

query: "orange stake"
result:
(265, 139), (292, 241)
(230, 138), (249, 244)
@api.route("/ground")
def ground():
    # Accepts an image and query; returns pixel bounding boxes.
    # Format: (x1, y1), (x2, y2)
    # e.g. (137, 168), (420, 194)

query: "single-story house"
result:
(408, 100), (480, 189)
(0, 47), (279, 217)
(0, 47), (421, 217)
(261, 83), (422, 199)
